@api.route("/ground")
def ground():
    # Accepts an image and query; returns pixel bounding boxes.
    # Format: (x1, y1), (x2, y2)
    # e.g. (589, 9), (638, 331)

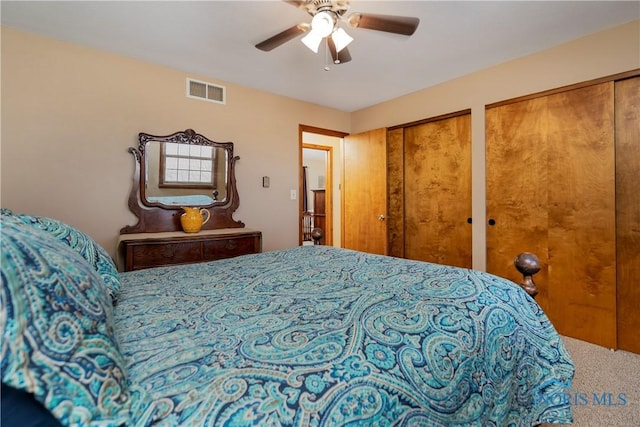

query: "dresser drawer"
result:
(130, 241), (202, 269)
(120, 229), (262, 271)
(203, 235), (258, 261)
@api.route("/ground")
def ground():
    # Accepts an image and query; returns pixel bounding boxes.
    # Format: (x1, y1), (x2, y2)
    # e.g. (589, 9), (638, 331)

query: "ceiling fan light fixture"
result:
(331, 28), (353, 53)
(302, 11), (337, 53)
(301, 31), (323, 53)
(311, 11), (335, 38)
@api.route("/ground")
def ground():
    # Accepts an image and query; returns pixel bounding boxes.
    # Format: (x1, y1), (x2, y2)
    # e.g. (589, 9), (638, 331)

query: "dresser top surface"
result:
(119, 228), (260, 243)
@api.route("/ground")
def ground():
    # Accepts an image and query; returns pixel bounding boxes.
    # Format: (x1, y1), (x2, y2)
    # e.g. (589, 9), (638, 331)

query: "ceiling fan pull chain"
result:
(323, 38), (331, 71)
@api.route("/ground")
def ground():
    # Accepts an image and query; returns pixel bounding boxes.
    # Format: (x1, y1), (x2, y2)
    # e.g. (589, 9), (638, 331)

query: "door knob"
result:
(378, 214), (386, 221)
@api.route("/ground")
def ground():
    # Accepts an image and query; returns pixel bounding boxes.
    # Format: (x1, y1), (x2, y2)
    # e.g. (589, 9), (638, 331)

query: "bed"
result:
(1, 209), (574, 426)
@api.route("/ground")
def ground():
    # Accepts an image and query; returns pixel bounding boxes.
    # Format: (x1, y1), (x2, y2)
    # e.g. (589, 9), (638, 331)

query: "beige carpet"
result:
(543, 336), (640, 426)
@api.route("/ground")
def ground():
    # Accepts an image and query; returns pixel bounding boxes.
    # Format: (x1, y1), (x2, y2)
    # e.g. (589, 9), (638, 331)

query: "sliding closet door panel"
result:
(615, 76), (640, 354)
(387, 128), (405, 258)
(486, 97), (550, 309)
(404, 114), (471, 268)
(547, 83), (616, 349)
(343, 128), (388, 255)
(487, 82), (617, 349)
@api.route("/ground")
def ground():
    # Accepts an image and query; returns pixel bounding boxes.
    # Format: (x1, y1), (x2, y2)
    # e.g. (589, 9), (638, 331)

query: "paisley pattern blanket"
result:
(115, 246), (574, 426)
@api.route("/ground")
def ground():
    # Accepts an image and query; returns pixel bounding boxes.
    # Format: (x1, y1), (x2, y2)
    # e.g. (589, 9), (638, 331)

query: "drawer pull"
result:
(225, 241), (238, 250)
(162, 245), (176, 258)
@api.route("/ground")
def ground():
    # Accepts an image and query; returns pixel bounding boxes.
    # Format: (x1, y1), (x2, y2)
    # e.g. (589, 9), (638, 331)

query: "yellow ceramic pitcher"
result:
(180, 207), (210, 233)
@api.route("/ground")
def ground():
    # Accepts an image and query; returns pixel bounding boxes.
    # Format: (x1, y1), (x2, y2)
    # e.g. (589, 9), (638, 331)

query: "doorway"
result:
(302, 145), (331, 245)
(298, 125), (347, 246)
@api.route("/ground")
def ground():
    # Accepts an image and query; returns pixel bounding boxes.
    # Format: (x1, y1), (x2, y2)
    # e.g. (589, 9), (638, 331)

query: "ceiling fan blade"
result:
(347, 13), (419, 36)
(282, 0), (308, 9)
(327, 36), (352, 65)
(255, 23), (310, 51)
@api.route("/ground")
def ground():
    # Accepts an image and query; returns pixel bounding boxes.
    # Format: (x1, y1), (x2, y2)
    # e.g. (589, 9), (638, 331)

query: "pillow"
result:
(1, 215), (131, 426)
(1, 209), (121, 303)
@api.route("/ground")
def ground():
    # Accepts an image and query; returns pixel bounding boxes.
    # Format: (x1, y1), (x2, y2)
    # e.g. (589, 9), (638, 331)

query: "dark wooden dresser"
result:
(119, 129), (261, 272)
(119, 229), (261, 271)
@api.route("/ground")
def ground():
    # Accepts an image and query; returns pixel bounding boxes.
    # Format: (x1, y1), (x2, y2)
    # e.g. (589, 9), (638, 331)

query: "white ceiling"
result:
(2, 1), (638, 112)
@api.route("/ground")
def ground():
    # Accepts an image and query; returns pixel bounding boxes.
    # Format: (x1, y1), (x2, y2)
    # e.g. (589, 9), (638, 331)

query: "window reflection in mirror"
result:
(144, 141), (228, 207)
(161, 143), (214, 188)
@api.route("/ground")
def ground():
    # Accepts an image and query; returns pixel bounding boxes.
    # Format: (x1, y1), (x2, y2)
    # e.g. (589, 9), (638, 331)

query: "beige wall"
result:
(351, 19), (639, 270)
(2, 21), (638, 270)
(0, 27), (351, 264)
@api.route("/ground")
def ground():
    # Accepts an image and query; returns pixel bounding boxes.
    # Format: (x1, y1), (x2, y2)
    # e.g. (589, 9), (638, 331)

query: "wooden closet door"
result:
(403, 114), (472, 268)
(615, 76), (640, 354)
(486, 97), (550, 305)
(487, 83), (616, 349)
(387, 128), (405, 258)
(547, 83), (616, 348)
(343, 128), (388, 255)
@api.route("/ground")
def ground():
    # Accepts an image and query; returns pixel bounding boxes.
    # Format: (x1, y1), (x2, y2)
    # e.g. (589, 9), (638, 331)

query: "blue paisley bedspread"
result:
(115, 246), (574, 426)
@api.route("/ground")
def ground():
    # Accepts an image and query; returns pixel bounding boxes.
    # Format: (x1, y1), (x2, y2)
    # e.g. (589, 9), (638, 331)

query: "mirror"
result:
(143, 141), (228, 207)
(121, 129), (245, 234)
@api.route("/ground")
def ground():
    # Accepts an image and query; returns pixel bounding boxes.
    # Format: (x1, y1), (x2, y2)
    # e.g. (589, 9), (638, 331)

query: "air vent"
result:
(186, 78), (226, 104)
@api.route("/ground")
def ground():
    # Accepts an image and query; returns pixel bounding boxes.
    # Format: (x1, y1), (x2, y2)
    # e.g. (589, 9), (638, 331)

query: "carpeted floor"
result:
(543, 336), (640, 426)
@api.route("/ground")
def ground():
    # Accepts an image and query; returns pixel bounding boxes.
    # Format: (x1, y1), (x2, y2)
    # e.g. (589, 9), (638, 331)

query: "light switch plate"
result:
(262, 176), (270, 188)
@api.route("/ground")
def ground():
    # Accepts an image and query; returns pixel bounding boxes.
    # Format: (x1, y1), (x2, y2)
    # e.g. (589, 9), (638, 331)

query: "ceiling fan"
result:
(255, 0), (420, 65)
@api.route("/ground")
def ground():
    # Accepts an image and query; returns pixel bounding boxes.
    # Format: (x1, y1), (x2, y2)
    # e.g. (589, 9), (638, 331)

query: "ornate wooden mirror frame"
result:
(121, 129), (244, 234)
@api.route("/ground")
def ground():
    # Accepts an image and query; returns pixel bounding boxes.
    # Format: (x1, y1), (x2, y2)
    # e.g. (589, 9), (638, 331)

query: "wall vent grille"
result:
(187, 78), (226, 104)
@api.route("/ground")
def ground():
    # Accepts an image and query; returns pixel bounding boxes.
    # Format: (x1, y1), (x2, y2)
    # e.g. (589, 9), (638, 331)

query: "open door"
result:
(343, 128), (388, 254)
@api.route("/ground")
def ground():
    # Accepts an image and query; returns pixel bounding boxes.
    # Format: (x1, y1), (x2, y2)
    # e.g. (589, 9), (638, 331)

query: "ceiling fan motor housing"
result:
(304, 0), (350, 17)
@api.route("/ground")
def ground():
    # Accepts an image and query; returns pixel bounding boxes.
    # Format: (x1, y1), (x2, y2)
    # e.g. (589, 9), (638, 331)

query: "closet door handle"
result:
(488, 218), (496, 226)
(467, 218), (472, 224)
